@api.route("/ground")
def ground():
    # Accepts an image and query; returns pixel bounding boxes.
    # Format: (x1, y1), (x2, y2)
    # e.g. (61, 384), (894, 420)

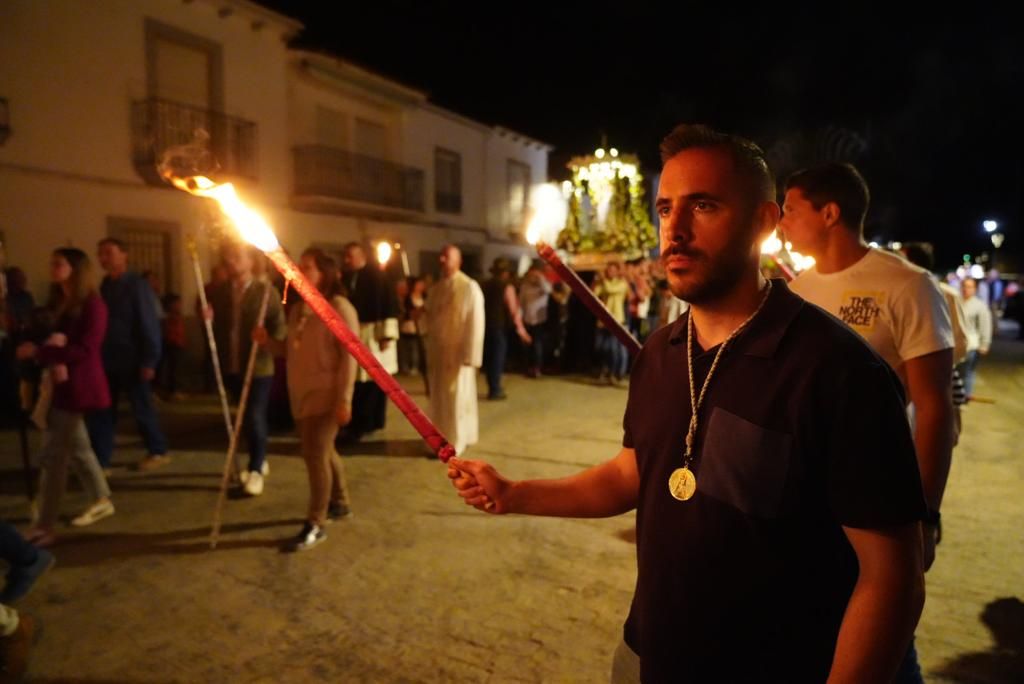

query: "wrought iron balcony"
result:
(293, 144), (425, 213)
(132, 97), (257, 184)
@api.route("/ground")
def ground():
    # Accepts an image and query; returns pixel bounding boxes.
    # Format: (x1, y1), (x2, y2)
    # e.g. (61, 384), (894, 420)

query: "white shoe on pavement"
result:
(71, 499), (115, 527)
(239, 462), (269, 485)
(243, 471), (264, 497)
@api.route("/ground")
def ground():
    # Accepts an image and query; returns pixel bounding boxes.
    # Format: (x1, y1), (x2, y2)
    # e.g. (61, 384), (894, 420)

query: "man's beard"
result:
(662, 238), (755, 305)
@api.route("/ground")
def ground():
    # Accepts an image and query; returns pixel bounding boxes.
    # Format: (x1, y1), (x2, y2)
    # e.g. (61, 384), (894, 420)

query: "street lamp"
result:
(983, 220), (998, 233)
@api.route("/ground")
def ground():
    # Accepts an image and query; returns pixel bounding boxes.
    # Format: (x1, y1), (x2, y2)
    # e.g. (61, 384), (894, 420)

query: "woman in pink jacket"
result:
(17, 248), (113, 547)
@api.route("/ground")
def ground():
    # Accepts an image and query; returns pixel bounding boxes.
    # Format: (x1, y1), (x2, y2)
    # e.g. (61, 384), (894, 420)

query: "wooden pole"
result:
(210, 281), (271, 549)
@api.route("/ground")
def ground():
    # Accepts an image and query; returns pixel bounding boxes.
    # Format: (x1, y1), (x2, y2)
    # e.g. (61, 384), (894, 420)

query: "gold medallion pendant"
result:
(668, 467), (697, 501)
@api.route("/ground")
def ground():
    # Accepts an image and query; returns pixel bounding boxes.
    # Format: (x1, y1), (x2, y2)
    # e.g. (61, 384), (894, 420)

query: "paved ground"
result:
(1, 326), (1021, 683)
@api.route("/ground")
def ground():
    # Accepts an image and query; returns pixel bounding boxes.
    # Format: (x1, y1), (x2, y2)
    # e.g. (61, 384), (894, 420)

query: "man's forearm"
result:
(828, 572), (925, 683)
(914, 400), (955, 510)
(507, 456), (637, 518)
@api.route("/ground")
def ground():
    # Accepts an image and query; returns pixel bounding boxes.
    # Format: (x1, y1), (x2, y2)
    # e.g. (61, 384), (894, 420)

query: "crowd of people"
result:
(0, 121), (1021, 680)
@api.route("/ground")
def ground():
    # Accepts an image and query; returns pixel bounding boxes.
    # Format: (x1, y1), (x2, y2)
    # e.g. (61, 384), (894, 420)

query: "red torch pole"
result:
(535, 241), (642, 357)
(768, 254), (795, 281)
(264, 248), (456, 462)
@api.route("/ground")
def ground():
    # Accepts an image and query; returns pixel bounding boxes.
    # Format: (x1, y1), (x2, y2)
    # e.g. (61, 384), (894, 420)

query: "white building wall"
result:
(0, 0), (553, 364)
(402, 106), (488, 229)
(484, 132), (550, 239)
(0, 0), (296, 305)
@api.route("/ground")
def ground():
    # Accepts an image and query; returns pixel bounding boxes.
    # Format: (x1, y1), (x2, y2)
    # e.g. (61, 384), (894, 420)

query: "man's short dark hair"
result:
(785, 163), (870, 232)
(901, 242), (935, 272)
(98, 237), (127, 252)
(659, 124), (775, 202)
(342, 242), (363, 253)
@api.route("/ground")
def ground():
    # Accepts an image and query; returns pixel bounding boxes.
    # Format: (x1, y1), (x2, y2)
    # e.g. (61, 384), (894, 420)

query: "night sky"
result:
(261, 1), (1022, 272)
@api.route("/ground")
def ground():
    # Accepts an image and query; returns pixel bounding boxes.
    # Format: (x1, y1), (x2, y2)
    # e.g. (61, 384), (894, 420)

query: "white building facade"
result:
(0, 0), (550, 343)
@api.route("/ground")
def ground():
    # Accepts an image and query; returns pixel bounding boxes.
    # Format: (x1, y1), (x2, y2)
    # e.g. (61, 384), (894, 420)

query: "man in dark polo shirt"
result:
(448, 124), (927, 683)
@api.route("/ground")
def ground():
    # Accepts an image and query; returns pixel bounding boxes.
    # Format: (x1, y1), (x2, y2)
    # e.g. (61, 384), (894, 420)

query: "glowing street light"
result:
(983, 220), (998, 233)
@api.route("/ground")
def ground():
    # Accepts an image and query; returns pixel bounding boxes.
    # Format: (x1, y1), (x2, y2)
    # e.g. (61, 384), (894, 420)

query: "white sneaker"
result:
(243, 471), (264, 497)
(71, 499), (115, 527)
(239, 462), (269, 484)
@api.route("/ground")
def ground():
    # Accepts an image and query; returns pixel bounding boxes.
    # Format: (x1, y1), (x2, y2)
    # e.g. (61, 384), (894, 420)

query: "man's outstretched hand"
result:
(447, 457), (513, 514)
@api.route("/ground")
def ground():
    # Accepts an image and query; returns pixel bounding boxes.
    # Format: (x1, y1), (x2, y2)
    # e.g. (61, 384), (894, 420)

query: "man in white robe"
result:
(425, 245), (485, 456)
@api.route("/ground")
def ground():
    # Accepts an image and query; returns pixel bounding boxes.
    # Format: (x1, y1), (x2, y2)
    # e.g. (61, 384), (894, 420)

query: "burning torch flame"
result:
(167, 176), (279, 252)
(376, 241), (393, 267)
(760, 229), (783, 255)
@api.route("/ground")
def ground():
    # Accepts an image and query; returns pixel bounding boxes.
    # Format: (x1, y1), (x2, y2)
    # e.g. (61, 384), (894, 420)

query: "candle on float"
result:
(171, 176), (456, 462)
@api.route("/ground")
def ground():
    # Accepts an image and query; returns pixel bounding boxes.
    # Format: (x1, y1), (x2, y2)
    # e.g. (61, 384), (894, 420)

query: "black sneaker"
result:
(289, 523), (325, 552)
(326, 502), (352, 522)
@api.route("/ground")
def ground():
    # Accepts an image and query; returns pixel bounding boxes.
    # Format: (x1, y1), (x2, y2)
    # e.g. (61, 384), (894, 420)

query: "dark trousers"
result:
(225, 374), (272, 473)
(894, 639), (924, 684)
(957, 350), (980, 398)
(398, 333), (421, 375)
(483, 326), (508, 397)
(86, 367), (168, 468)
(349, 381), (387, 436)
(525, 324), (545, 372)
(0, 522), (38, 567)
(158, 345), (183, 394)
(596, 328), (628, 378)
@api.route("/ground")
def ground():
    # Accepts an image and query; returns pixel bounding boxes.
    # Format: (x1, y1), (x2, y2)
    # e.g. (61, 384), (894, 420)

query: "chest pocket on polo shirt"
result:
(698, 407), (792, 519)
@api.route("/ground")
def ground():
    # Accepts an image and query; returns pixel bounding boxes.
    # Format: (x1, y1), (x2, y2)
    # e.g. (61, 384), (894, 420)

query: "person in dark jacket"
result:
(16, 248), (114, 547)
(338, 243), (400, 443)
(86, 238), (169, 471)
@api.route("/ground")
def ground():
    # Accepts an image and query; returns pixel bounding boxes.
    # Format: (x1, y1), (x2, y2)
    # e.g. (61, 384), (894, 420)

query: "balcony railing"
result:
(293, 144), (424, 213)
(132, 97), (257, 184)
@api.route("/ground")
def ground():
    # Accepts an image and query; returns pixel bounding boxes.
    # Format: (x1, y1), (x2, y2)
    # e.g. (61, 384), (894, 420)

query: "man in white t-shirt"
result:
(782, 164), (953, 540)
(780, 163), (954, 683)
